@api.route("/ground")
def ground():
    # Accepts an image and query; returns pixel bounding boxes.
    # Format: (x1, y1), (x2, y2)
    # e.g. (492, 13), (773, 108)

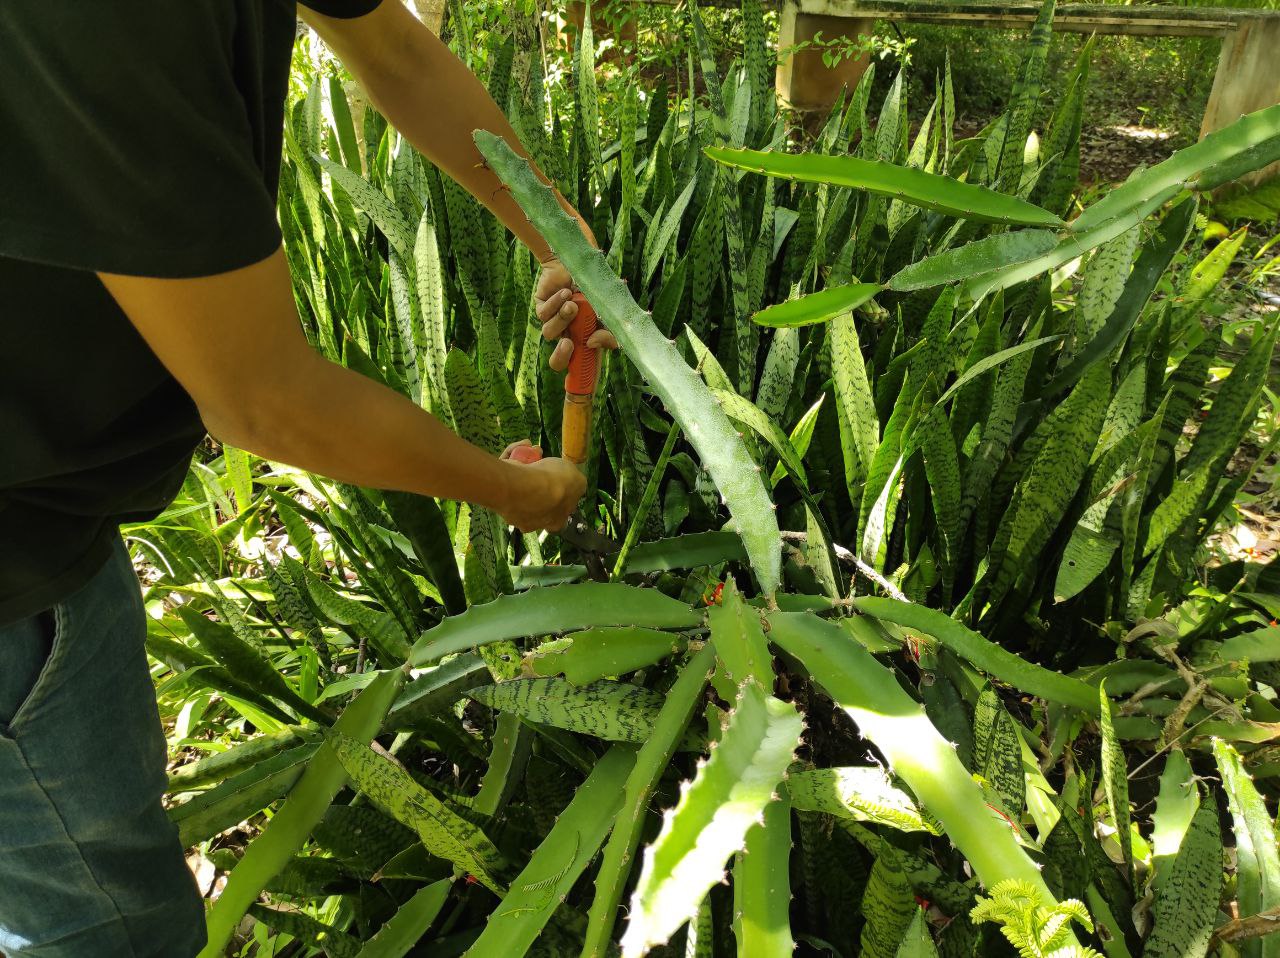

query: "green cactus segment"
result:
(474, 131), (782, 595)
(704, 146), (1065, 228)
(620, 682), (804, 957)
(411, 583), (702, 666)
(733, 797), (795, 958)
(469, 677), (703, 750)
(356, 878), (453, 958)
(526, 627), (684, 685)
(708, 578), (774, 687)
(1074, 102), (1280, 234)
(582, 645), (717, 958)
(887, 230), (1060, 292)
(751, 282), (883, 328)
(200, 668), (406, 958)
(767, 613), (1062, 905)
(466, 746), (637, 958)
(388, 654), (491, 728)
(965, 183), (1184, 301)
(786, 767), (940, 835)
(853, 598), (1100, 713)
(171, 743), (318, 848)
(894, 909), (940, 958)
(1142, 803), (1221, 958)
(167, 727), (322, 792)
(328, 730), (507, 894)
(1214, 739), (1280, 958)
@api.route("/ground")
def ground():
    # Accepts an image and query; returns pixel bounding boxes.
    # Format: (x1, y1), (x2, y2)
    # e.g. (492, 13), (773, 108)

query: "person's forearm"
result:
(208, 351), (517, 510)
(324, 12), (585, 260)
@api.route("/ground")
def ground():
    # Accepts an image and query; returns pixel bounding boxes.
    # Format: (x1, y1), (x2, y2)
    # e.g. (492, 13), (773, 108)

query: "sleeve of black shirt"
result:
(0, 3), (285, 279)
(301, 0), (385, 17)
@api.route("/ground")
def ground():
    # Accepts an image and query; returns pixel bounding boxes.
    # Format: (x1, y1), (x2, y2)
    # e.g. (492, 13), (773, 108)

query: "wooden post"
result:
(776, 0), (877, 115)
(1201, 15), (1280, 188)
(404, 0), (446, 33)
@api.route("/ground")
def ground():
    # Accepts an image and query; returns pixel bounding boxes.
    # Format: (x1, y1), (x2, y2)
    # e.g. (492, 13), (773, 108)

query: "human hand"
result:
(496, 440), (586, 532)
(534, 258), (618, 373)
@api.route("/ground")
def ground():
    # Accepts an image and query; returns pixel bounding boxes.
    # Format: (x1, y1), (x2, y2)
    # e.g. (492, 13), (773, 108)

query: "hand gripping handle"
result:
(508, 293), (599, 468)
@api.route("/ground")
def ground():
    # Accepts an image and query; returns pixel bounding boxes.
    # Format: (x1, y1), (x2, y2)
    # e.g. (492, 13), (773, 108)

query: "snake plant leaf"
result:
(785, 767), (940, 835)
(468, 677), (703, 750)
(1182, 315), (1279, 477)
(583, 645), (716, 958)
(752, 282), (883, 328)
(704, 146), (1066, 227)
(1142, 803), (1222, 958)
(888, 230), (1060, 292)
(249, 904), (362, 958)
(356, 878), (452, 958)
(620, 681), (803, 957)
(1214, 739), (1280, 958)
(973, 686), (1026, 823)
(989, 364), (1111, 605)
(853, 598), (1100, 713)
(200, 669), (405, 957)
(313, 805), (416, 877)
(1054, 527), (1120, 604)
(831, 310), (880, 483)
(861, 844), (917, 958)
(1098, 683), (1133, 883)
(733, 798), (795, 958)
(476, 131), (782, 594)
(995, 0), (1055, 193)
(177, 606), (330, 725)
(317, 156), (415, 261)
(411, 583), (701, 666)
(768, 613), (1072, 924)
(328, 730), (507, 894)
(302, 571), (411, 662)
(713, 388), (809, 485)
(526, 627), (683, 685)
(1053, 200), (1196, 399)
(1150, 749), (1200, 895)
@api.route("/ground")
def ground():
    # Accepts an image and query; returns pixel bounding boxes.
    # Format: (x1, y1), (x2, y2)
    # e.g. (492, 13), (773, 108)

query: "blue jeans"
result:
(0, 539), (206, 957)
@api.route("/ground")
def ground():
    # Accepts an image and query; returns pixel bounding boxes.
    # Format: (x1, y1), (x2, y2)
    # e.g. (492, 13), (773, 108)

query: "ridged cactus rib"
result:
(768, 613), (1068, 920)
(619, 680), (803, 957)
(410, 583), (702, 666)
(854, 597), (1101, 714)
(466, 746), (638, 958)
(473, 131), (782, 596)
(582, 644), (716, 958)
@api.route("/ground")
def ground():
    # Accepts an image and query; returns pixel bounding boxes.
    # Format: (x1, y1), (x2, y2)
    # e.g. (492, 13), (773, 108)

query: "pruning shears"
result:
(509, 292), (620, 572)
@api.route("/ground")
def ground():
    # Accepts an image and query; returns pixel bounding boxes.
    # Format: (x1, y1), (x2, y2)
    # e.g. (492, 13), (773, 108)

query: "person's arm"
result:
(301, 1), (617, 370)
(97, 249), (585, 533)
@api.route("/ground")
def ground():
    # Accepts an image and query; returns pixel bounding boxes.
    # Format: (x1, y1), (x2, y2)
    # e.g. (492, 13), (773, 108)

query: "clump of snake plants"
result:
(131, 1), (1280, 956)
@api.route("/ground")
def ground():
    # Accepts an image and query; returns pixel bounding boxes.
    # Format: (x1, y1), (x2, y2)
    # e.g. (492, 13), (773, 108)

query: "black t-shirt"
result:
(0, 0), (380, 624)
